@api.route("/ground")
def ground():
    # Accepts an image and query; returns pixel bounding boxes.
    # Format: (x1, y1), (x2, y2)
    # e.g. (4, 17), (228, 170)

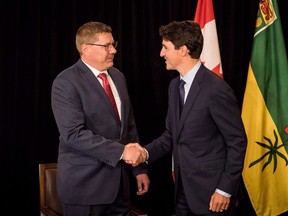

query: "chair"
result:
(39, 163), (146, 216)
(39, 163), (63, 216)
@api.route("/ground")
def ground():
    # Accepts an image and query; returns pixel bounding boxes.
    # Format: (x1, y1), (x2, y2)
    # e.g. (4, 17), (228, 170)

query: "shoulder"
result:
(55, 59), (85, 80)
(108, 67), (124, 77)
(198, 65), (230, 89)
(52, 60), (90, 91)
(108, 67), (126, 83)
(168, 76), (180, 89)
(108, 66), (122, 73)
(199, 65), (221, 81)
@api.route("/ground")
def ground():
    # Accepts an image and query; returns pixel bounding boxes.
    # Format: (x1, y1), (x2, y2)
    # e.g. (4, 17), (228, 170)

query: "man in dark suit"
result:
(51, 21), (149, 216)
(141, 21), (247, 215)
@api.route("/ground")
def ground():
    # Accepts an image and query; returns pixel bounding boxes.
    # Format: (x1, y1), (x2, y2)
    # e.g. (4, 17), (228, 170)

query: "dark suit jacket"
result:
(145, 64), (247, 214)
(51, 59), (145, 205)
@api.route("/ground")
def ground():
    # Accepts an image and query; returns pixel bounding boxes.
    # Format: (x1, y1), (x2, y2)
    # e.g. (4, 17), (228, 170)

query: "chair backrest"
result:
(39, 163), (63, 216)
(39, 163), (146, 216)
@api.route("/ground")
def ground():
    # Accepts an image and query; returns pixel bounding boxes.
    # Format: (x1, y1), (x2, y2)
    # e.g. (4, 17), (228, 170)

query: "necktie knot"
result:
(179, 79), (185, 89)
(98, 72), (108, 83)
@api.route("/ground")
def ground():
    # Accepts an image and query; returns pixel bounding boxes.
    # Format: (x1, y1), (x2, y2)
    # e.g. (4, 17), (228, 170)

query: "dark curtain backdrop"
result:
(1, 0), (288, 215)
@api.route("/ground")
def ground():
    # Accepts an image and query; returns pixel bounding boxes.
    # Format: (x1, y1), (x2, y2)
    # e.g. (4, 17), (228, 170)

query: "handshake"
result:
(122, 143), (148, 167)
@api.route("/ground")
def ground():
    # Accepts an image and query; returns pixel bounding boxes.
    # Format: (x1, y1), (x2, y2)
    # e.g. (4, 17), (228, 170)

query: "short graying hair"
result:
(75, 21), (112, 54)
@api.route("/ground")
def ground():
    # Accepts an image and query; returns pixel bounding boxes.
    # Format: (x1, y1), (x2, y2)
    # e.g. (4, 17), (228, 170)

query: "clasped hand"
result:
(122, 143), (147, 166)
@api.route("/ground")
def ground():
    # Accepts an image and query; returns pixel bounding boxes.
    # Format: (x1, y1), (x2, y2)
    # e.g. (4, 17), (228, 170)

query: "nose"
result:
(160, 47), (165, 57)
(109, 46), (117, 54)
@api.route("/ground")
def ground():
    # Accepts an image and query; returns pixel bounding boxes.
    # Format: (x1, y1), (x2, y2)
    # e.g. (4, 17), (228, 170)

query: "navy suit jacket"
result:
(51, 59), (145, 205)
(145, 64), (247, 214)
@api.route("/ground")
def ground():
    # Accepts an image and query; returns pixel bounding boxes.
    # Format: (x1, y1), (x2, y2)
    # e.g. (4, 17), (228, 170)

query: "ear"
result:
(180, 45), (189, 57)
(81, 44), (90, 56)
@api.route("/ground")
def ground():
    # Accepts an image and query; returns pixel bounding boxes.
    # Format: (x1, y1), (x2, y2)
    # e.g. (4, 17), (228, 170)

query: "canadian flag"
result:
(194, 0), (223, 78)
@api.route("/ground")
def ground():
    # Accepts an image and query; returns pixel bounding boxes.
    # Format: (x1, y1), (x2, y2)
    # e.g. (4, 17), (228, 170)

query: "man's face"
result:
(160, 39), (182, 71)
(83, 33), (117, 71)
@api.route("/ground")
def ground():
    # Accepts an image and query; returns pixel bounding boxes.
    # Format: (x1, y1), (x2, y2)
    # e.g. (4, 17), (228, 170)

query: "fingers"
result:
(209, 192), (230, 212)
(128, 144), (147, 161)
(136, 174), (150, 195)
(122, 143), (147, 166)
(125, 143), (139, 148)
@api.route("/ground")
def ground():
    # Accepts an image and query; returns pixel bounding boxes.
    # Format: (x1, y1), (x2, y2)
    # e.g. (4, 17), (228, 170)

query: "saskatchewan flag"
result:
(241, 0), (288, 215)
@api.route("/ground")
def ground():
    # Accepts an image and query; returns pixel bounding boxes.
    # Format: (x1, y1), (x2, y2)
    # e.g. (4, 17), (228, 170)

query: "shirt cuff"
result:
(143, 148), (149, 164)
(215, 189), (231, 198)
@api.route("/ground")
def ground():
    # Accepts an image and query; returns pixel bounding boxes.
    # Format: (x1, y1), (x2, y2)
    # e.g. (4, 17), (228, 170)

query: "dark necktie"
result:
(179, 79), (185, 114)
(98, 73), (121, 122)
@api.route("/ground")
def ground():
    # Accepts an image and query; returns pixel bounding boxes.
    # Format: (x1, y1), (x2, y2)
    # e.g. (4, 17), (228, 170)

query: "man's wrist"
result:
(215, 189), (231, 197)
(143, 148), (149, 164)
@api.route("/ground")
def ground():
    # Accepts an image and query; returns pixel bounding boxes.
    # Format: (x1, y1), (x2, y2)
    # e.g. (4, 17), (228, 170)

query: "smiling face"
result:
(81, 32), (117, 72)
(160, 39), (182, 71)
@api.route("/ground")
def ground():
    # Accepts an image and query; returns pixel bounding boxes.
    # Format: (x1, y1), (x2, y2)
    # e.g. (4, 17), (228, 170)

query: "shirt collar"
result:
(180, 60), (201, 85)
(81, 59), (108, 77)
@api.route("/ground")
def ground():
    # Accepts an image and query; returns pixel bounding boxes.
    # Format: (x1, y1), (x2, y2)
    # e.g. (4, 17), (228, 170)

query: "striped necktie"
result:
(98, 73), (120, 123)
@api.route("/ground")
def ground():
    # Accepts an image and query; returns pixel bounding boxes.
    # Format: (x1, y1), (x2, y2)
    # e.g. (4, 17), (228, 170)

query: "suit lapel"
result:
(76, 60), (121, 125)
(174, 79), (182, 123)
(177, 65), (204, 138)
(108, 69), (124, 128)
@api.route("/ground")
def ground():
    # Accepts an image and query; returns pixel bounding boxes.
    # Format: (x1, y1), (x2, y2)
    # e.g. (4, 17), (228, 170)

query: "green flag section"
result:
(241, 0), (288, 215)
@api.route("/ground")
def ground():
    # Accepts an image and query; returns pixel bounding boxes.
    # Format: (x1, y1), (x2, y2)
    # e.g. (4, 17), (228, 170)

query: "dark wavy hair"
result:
(159, 20), (203, 59)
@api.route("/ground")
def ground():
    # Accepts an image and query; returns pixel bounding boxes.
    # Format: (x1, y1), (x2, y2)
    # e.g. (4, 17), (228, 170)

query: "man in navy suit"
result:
(51, 21), (149, 216)
(140, 21), (247, 215)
